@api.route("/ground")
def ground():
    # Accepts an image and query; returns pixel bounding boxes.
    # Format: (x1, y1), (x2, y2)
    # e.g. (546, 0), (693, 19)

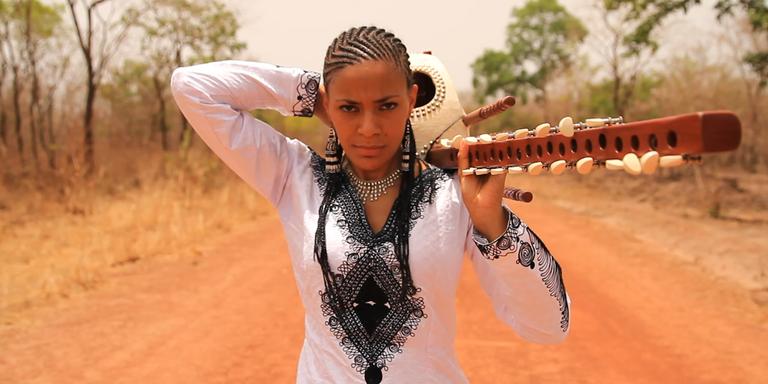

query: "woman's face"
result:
(323, 61), (418, 176)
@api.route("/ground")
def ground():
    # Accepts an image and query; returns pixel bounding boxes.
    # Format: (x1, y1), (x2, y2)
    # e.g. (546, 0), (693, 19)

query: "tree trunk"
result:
(175, 48), (191, 147)
(44, 90), (56, 169)
(613, 75), (622, 117)
(153, 74), (169, 151)
(12, 64), (24, 167)
(0, 78), (7, 159)
(23, 0), (40, 171)
(29, 102), (40, 171)
(0, 110), (7, 159)
(84, 74), (96, 173)
(540, 86), (549, 124)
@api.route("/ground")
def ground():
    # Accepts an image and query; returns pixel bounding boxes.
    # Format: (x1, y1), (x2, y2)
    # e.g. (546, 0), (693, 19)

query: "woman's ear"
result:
(315, 84), (332, 127)
(408, 84), (418, 111)
(320, 85), (328, 111)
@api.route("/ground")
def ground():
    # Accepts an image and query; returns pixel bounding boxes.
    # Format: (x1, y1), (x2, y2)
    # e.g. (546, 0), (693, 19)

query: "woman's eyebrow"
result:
(336, 95), (399, 104)
(374, 95), (398, 103)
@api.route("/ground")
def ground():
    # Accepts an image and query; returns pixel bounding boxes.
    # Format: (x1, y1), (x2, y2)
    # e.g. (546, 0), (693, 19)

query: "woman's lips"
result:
(354, 145), (385, 157)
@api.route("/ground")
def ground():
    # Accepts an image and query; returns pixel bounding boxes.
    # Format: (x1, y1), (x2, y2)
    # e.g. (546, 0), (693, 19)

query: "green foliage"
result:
(613, 0), (702, 55)
(131, 0), (246, 68)
(102, 60), (153, 101)
(618, 0), (768, 84)
(25, 0), (63, 39)
(471, 0), (587, 104)
(715, 0), (768, 30)
(0, 0), (63, 44)
(744, 52), (768, 87)
(583, 74), (661, 117)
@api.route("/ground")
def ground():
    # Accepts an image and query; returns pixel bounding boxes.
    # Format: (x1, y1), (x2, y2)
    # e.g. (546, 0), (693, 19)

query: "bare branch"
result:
(67, 0), (89, 55)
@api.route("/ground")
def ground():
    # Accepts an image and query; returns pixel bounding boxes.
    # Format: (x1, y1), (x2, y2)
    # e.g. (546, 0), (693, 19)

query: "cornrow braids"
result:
(322, 26), (414, 88)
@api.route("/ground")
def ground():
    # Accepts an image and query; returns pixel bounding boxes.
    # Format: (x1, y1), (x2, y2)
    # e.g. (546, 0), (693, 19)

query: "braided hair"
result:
(314, 26), (419, 307)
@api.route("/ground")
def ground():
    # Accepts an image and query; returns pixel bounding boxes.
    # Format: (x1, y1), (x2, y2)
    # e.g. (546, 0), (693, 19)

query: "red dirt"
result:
(1, 200), (767, 383)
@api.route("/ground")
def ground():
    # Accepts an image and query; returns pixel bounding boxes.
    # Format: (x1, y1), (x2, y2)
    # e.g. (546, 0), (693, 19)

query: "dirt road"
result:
(1, 199), (767, 383)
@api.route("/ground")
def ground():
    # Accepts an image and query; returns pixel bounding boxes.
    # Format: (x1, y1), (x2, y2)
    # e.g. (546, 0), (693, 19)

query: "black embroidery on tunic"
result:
(473, 211), (570, 332)
(293, 71), (320, 117)
(309, 152), (450, 380)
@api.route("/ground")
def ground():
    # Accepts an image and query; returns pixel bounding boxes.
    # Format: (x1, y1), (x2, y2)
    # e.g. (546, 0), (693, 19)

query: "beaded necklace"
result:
(344, 162), (401, 204)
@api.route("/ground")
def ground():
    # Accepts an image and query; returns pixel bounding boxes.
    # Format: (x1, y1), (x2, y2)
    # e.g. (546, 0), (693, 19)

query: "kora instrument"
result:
(408, 52), (742, 203)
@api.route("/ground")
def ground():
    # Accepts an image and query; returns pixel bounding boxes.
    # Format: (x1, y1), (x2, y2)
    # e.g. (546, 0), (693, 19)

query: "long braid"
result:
(315, 148), (343, 308)
(394, 121), (418, 297)
(314, 26), (418, 304)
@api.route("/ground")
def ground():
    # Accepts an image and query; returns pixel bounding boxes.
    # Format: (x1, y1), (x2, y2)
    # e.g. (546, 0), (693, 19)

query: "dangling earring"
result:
(401, 120), (412, 172)
(326, 127), (341, 174)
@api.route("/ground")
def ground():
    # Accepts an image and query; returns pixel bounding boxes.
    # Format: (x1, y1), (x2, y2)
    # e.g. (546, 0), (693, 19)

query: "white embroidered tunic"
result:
(171, 60), (570, 384)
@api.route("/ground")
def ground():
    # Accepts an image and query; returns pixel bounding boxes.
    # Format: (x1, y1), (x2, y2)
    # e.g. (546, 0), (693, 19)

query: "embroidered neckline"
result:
(310, 152), (450, 382)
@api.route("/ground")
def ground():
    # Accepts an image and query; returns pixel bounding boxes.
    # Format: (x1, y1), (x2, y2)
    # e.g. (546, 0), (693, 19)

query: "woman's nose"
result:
(358, 111), (380, 137)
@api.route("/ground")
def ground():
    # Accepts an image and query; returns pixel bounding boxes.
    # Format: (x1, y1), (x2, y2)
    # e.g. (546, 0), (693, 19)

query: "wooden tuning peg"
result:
(528, 162), (544, 175)
(474, 168), (490, 175)
(451, 135), (463, 149)
(535, 123), (551, 137)
(622, 153), (642, 175)
(641, 151), (660, 174)
(490, 168), (506, 175)
(549, 160), (567, 175)
(605, 159), (624, 170)
(508, 166), (524, 174)
(558, 117), (574, 137)
(514, 128), (529, 139)
(660, 155), (685, 167)
(479, 134), (493, 144)
(495, 132), (510, 141)
(440, 138), (452, 148)
(586, 118), (606, 128)
(464, 136), (479, 144)
(576, 157), (593, 174)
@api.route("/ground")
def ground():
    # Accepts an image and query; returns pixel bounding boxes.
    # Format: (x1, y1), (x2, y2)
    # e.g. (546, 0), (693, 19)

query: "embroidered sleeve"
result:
(292, 71), (320, 117)
(170, 60), (317, 207)
(467, 207), (570, 344)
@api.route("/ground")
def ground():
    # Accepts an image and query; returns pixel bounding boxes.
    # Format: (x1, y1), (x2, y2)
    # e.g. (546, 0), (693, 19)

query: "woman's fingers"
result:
(457, 139), (469, 180)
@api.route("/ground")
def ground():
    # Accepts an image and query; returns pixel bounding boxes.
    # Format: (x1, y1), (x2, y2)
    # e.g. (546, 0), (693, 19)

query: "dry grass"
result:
(0, 147), (273, 324)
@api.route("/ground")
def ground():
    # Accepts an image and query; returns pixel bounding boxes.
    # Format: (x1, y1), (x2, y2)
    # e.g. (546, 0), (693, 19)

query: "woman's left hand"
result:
(457, 139), (509, 240)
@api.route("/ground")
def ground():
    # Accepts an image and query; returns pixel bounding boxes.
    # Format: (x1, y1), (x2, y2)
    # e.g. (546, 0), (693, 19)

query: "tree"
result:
(617, 0), (768, 81)
(586, 0), (660, 117)
(66, 0), (138, 174)
(21, 0), (63, 170)
(100, 59), (156, 146)
(716, 14), (768, 170)
(472, 0), (587, 123)
(131, 0), (245, 148)
(1, 0), (25, 168)
(0, 0), (9, 161)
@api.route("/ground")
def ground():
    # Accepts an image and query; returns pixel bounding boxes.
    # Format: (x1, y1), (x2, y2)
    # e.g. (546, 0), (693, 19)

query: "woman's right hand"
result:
(314, 85), (332, 127)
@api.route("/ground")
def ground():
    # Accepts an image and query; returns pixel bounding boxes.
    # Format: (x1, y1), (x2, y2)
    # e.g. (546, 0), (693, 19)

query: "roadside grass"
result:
(0, 147), (272, 324)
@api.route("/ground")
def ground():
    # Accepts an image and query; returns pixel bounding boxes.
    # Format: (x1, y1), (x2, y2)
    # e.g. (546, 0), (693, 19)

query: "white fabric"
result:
(171, 60), (570, 384)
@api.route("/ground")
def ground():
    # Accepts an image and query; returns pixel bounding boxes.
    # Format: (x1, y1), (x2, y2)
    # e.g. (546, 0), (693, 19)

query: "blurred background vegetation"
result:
(0, 0), (766, 319)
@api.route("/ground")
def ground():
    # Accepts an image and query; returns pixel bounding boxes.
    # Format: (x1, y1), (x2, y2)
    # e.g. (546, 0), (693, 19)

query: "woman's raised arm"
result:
(171, 61), (321, 207)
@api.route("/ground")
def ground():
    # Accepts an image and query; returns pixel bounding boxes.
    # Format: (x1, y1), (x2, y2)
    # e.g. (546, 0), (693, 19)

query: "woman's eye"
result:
(339, 105), (357, 112)
(380, 102), (398, 111)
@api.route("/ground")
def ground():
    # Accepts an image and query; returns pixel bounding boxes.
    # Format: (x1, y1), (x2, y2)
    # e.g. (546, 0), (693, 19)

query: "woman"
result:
(171, 26), (569, 384)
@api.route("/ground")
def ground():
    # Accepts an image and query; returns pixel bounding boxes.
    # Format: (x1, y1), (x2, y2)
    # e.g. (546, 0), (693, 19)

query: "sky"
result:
(220, 0), (721, 92)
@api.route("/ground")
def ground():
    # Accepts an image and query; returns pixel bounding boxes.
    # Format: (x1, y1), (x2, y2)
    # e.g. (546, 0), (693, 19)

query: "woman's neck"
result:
(346, 151), (402, 181)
